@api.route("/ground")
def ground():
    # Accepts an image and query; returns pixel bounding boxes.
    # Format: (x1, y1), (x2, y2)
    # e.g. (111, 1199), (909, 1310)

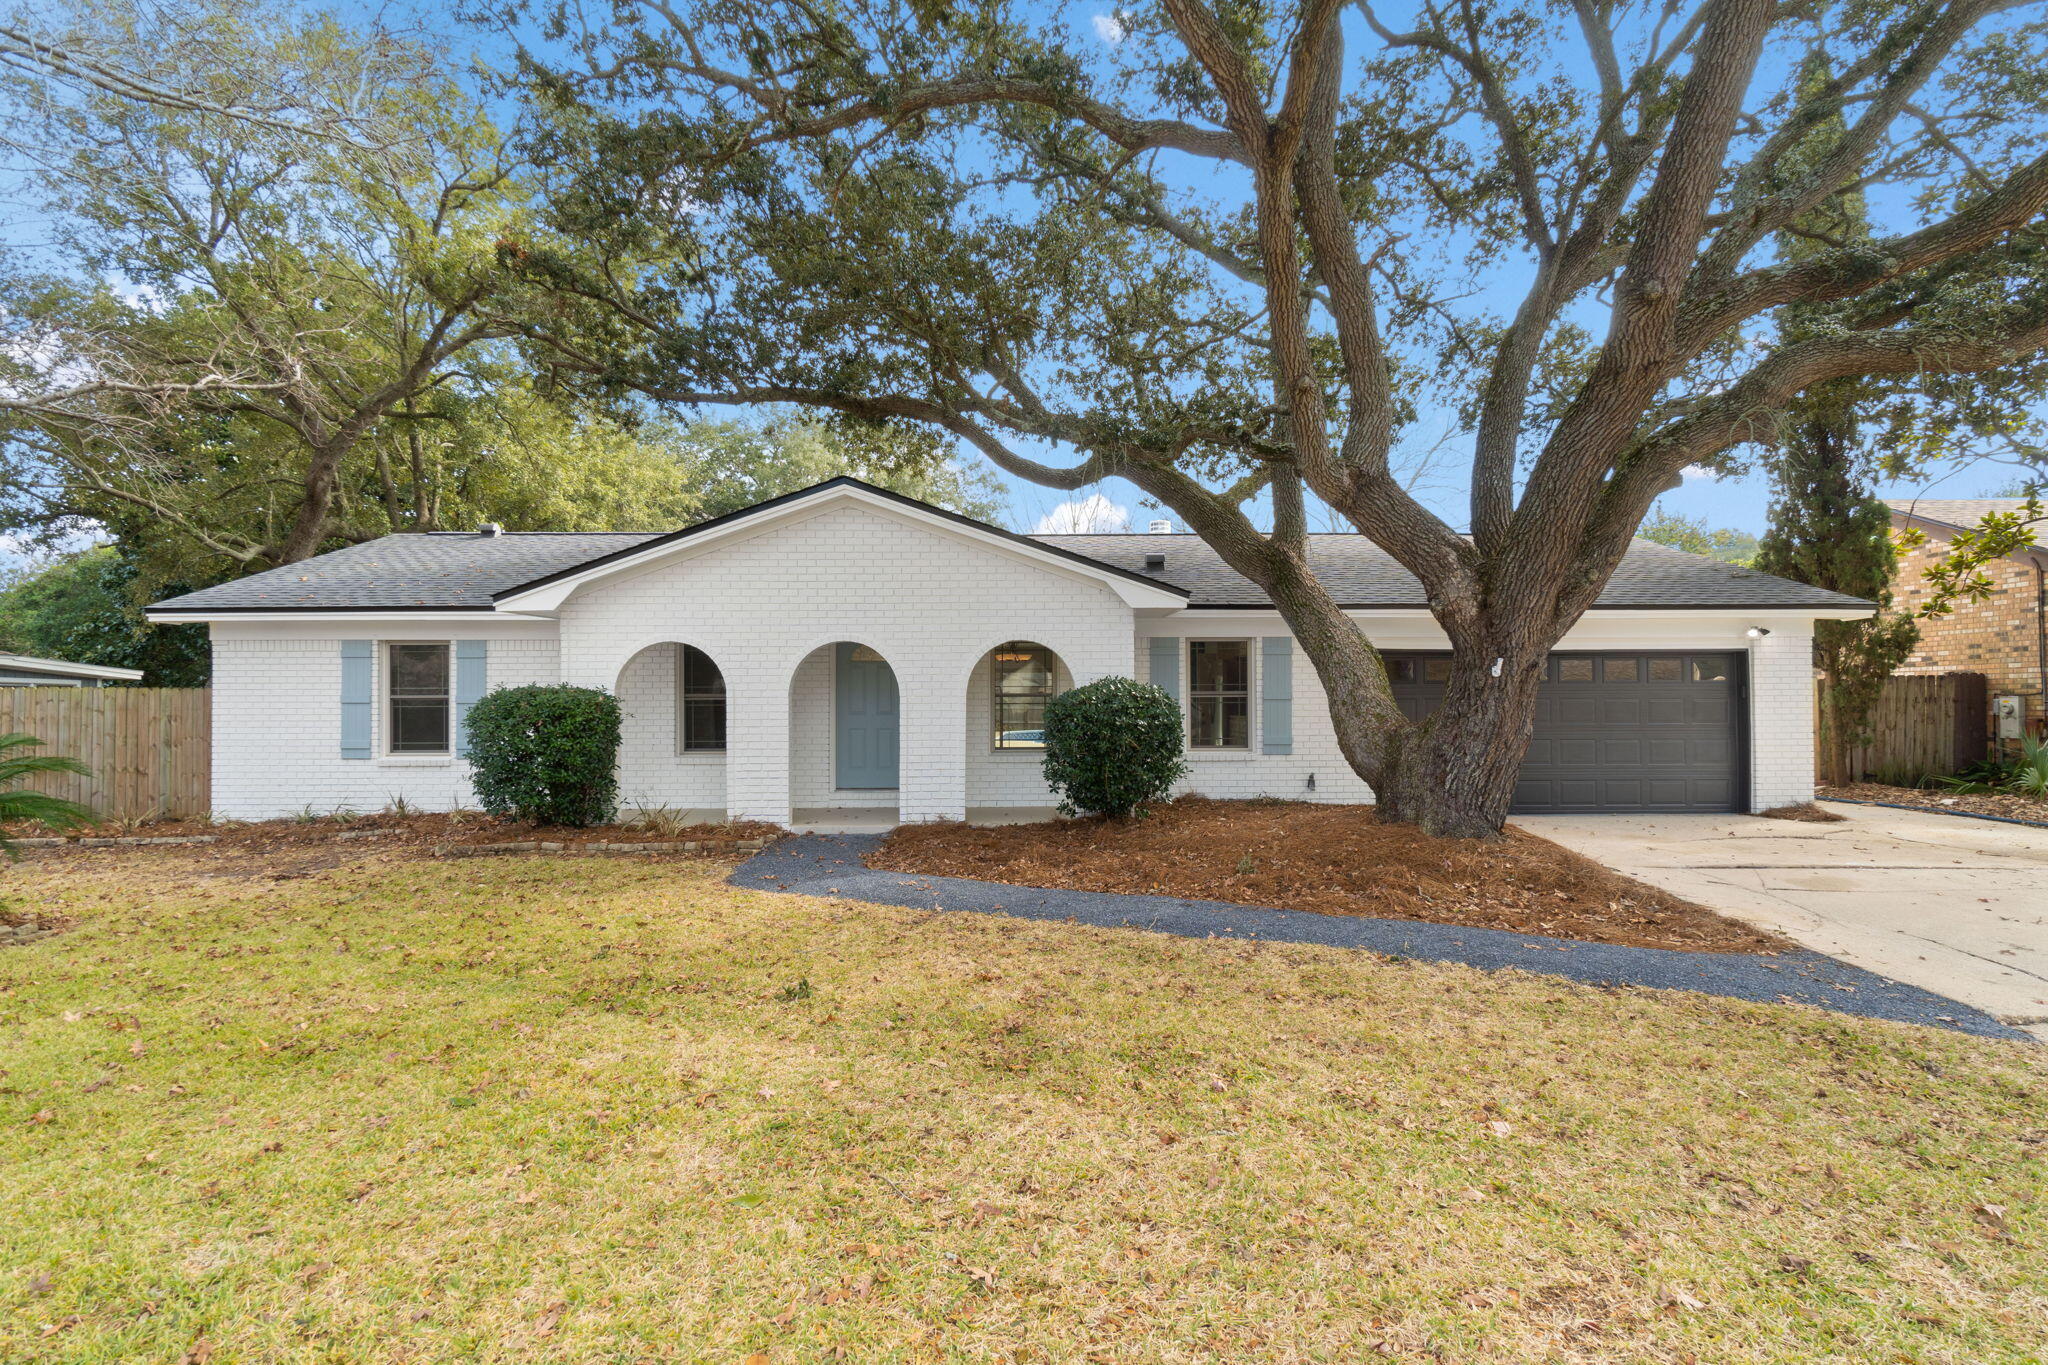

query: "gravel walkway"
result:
(731, 834), (2029, 1041)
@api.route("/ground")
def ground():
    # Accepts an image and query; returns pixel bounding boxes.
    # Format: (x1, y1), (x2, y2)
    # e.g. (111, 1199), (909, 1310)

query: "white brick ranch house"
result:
(146, 478), (1871, 824)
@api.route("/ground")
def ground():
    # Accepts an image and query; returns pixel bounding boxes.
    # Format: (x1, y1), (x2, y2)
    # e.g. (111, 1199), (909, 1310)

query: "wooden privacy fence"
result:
(1824, 671), (1988, 785)
(0, 687), (210, 821)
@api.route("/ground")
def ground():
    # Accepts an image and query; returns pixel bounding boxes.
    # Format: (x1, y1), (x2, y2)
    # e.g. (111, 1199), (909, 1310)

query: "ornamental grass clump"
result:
(1040, 677), (1187, 818)
(464, 685), (622, 827)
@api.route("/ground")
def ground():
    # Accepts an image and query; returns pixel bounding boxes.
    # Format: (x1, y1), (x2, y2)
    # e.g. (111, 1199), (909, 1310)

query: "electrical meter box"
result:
(1992, 694), (2025, 740)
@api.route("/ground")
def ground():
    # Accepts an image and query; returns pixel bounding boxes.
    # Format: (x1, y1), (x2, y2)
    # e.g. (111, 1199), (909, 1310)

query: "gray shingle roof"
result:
(147, 531), (665, 612)
(1887, 498), (2047, 550)
(150, 520), (1871, 614)
(1038, 534), (1871, 609)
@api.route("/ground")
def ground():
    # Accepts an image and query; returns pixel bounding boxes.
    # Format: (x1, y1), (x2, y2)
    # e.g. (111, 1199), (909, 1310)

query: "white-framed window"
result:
(990, 641), (1056, 749)
(1187, 639), (1251, 749)
(387, 641), (452, 754)
(677, 644), (727, 752)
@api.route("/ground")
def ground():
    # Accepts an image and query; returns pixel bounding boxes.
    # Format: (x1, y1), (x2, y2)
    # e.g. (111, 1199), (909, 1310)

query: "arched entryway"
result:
(964, 639), (1070, 819)
(788, 641), (900, 827)
(614, 641), (728, 820)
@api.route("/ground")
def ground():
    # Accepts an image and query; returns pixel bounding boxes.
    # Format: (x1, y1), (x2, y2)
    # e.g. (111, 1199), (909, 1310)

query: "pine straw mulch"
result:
(874, 797), (1791, 954)
(1820, 782), (2048, 827)
(3, 810), (784, 877)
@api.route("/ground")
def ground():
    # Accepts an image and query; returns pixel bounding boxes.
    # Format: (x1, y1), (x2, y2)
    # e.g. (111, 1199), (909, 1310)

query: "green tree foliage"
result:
(464, 685), (623, 827)
(498, 0), (2048, 836)
(677, 412), (1004, 523)
(1040, 678), (1188, 819)
(0, 547), (208, 685)
(0, 1), (544, 569)
(1637, 512), (1759, 567)
(1750, 54), (1919, 785)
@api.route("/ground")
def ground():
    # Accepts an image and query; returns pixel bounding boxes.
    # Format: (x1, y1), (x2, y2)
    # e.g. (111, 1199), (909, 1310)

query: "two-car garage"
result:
(1388, 651), (1746, 814)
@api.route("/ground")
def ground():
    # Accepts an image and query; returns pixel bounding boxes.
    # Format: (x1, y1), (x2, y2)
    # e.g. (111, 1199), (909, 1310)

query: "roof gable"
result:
(489, 478), (1192, 611)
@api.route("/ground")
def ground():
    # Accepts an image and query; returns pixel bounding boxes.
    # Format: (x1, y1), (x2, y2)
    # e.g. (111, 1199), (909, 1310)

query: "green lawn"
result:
(2, 849), (2042, 1362)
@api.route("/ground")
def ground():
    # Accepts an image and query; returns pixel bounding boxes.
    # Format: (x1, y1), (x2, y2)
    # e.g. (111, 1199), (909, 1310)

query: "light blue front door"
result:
(834, 643), (899, 790)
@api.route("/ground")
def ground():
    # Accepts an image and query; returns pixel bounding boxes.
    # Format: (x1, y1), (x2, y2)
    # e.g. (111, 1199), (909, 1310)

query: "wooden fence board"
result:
(1825, 672), (1988, 784)
(0, 687), (210, 821)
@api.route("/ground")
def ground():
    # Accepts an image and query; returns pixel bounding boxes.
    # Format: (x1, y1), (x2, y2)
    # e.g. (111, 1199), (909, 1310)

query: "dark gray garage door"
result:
(1388, 651), (1746, 814)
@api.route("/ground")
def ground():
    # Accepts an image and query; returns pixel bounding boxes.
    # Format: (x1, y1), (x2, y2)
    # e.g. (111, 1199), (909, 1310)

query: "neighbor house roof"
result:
(1886, 498), (2048, 552)
(0, 652), (146, 682)
(148, 478), (1872, 615)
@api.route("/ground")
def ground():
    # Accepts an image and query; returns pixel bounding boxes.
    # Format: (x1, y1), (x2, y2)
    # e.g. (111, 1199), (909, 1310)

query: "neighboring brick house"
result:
(1888, 498), (2048, 735)
(145, 477), (1870, 824)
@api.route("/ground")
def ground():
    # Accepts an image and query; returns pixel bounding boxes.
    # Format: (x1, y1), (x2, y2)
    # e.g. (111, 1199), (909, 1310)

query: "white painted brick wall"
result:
(208, 623), (558, 819)
(614, 642), (727, 814)
(1747, 628), (1817, 810)
(555, 502), (1136, 823)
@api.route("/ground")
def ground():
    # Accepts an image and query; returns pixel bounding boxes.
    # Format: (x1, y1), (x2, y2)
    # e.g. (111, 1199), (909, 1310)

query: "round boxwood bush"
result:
(1040, 676), (1188, 818)
(465, 684), (623, 827)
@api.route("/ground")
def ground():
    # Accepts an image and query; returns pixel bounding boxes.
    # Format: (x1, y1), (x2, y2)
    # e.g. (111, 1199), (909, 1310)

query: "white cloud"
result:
(1034, 493), (1130, 534)
(1092, 13), (1127, 42)
(1680, 464), (1721, 481)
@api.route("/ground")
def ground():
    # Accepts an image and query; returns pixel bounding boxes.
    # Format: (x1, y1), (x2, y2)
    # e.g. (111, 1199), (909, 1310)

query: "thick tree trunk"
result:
(1260, 563), (1550, 839)
(1371, 652), (1548, 838)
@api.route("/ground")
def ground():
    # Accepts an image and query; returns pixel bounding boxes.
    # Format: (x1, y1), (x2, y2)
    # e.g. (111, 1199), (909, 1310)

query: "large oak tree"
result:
(505, 0), (2048, 835)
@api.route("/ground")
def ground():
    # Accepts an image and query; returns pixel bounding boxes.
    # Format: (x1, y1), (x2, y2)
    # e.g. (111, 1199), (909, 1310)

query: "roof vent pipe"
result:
(479, 522), (503, 537)
(1144, 553), (1167, 571)
(1147, 519), (1174, 534)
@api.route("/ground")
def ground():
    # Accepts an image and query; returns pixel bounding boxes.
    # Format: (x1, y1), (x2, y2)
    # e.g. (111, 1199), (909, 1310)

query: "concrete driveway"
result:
(1520, 806), (2048, 1040)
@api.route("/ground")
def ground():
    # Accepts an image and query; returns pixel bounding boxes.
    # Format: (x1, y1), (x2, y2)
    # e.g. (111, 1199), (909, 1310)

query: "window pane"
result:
(1190, 696), (1250, 748)
(681, 698), (726, 751)
(1649, 656), (1683, 682)
(682, 645), (725, 696)
(390, 643), (448, 695)
(1386, 658), (1415, 684)
(391, 699), (449, 752)
(1188, 639), (1248, 692)
(1691, 656), (1731, 683)
(1424, 658), (1452, 684)
(994, 695), (1047, 748)
(679, 646), (727, 751)
(1558, 657), (1595, 683)
(388, 643), (449, 753)
(993, 643), (1051, 695)
(1602, 657), (1640, 682)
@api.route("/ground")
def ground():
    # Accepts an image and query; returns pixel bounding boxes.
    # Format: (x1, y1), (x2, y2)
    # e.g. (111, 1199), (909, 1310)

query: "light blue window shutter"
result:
(454, 640), (488, 758)
(1261, 636), (1293, 754)
(339, 640), (373, 760)
(1148, 636), (1180, 705)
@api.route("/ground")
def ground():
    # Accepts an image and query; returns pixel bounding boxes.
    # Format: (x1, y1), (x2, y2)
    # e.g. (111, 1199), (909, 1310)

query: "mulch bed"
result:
(1820, 783), (2048, 826)
(1759, 803), (1848, 823)
(873, 797), (1790, 954)
(4, 811), (784, 876)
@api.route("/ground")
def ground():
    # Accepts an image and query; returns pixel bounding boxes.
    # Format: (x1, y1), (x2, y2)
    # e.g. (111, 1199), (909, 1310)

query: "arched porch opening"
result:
(788, 640), (900, 829)
(614, 641), (728, 822)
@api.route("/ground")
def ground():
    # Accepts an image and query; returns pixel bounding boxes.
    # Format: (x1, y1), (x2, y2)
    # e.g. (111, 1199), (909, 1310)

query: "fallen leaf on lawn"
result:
(534, 1301), (568, 1338)
(1972, 1204), (2009, 1234)
(1777, 1254), (1812, 1275)
(27, 1271), (51, 1295)
(40, 1315), (80, 1337)
(770, 1303), (797, 1327)
(181, 1337), (216, 1363)
(1664, 1288), (1707, 1311)
(1487, 1120), (1513, 1137)
(28, 1109), (54, 1125)
(743, 1355), (770, 1364)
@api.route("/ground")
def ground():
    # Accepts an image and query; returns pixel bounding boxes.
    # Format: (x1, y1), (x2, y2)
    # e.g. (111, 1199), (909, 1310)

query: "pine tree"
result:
(1753, 56), (1919, 786)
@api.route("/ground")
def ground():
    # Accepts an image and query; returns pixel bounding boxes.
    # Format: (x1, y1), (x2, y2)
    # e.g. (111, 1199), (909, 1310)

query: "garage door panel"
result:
(1390, 651), (1742, 814)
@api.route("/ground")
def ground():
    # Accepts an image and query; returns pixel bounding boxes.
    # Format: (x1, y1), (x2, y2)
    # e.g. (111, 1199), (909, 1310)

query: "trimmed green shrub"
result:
(464, 684), (623, 827)
(1040, 677), (1188, 818)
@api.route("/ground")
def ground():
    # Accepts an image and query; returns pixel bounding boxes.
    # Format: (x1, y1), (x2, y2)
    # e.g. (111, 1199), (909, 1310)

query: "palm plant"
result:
(0, 731), (95, 856)
(2012, 738), (2048, 799)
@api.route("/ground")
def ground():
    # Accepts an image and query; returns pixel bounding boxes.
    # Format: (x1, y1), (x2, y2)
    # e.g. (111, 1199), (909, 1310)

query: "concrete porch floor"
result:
(788, 806), (1060, 834)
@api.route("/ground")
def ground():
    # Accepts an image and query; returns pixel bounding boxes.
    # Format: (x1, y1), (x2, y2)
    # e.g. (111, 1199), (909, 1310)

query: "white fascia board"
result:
(145, 610), (556, 625)
(490, 484), (1190, 613)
